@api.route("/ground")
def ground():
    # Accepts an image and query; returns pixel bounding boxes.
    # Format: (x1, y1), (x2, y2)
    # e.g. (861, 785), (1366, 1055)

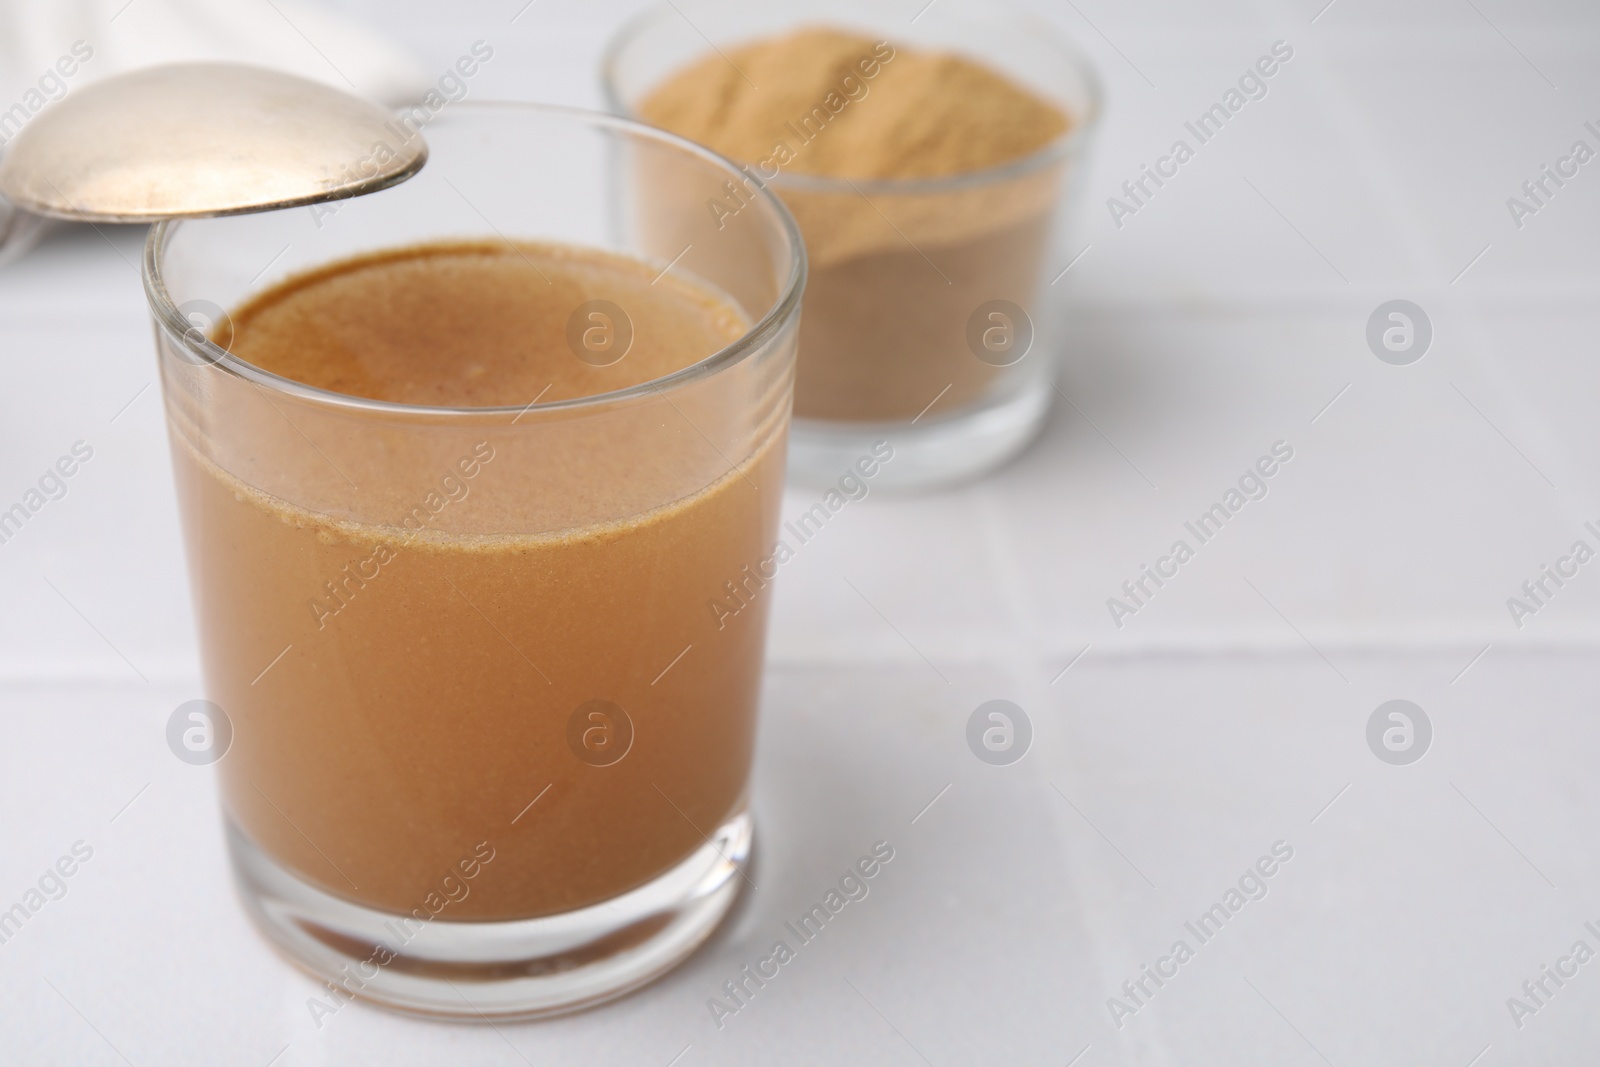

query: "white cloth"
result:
(0, 0), (427, 105)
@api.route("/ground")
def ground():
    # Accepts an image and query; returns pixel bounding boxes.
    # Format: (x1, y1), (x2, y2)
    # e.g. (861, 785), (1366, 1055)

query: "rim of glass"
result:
(599, 0), (1104, 196)
(142, 101), (807, 420)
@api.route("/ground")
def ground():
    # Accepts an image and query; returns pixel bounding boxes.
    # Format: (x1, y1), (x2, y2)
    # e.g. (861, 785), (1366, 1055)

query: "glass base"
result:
(788, 376), (1053, 492)
(227, 809), (752, 1020)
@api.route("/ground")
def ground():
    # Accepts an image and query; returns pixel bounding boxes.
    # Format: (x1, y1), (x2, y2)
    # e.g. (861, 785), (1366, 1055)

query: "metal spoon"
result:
(0, 62), (426, 223)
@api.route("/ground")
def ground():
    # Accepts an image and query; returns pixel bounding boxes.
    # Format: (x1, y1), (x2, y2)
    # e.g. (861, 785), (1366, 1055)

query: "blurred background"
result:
(2, 0), (1599, 1063)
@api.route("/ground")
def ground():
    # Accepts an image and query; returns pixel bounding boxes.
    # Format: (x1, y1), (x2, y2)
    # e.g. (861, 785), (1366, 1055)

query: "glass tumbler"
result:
(604, 0), (1101, 490)
(143, 104), (804, 1019)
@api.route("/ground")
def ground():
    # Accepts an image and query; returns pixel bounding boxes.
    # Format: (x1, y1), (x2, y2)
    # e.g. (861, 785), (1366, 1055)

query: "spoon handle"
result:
(0, 194), (51, 268)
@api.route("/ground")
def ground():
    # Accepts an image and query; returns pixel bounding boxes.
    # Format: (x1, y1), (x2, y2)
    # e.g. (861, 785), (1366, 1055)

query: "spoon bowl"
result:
(0, 62), (426, 223)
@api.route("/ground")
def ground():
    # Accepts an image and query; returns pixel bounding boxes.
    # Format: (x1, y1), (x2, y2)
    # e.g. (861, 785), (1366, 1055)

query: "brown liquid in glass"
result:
(172, 241), (781, 919)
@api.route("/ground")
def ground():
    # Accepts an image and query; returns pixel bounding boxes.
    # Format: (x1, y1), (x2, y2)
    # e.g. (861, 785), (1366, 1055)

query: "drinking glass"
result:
(604, 0), (1102, 489)
(144, 103), (805, 1018)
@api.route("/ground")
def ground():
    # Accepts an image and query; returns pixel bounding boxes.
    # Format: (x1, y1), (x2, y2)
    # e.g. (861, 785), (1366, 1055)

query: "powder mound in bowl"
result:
(638, 27), (1078, 422)
(639, 27), (1070, 182)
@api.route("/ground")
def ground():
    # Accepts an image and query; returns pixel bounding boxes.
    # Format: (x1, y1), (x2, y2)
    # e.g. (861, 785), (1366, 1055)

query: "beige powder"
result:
(640, 28), (1067, 182)
(640, 28), (1073, 421)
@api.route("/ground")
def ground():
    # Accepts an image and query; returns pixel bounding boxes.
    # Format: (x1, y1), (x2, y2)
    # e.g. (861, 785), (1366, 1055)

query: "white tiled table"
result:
(3, 1), (1599, 1063)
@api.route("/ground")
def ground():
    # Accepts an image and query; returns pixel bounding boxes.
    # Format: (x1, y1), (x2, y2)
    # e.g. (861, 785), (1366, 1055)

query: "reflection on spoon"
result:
(0, 62), (427, 224)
